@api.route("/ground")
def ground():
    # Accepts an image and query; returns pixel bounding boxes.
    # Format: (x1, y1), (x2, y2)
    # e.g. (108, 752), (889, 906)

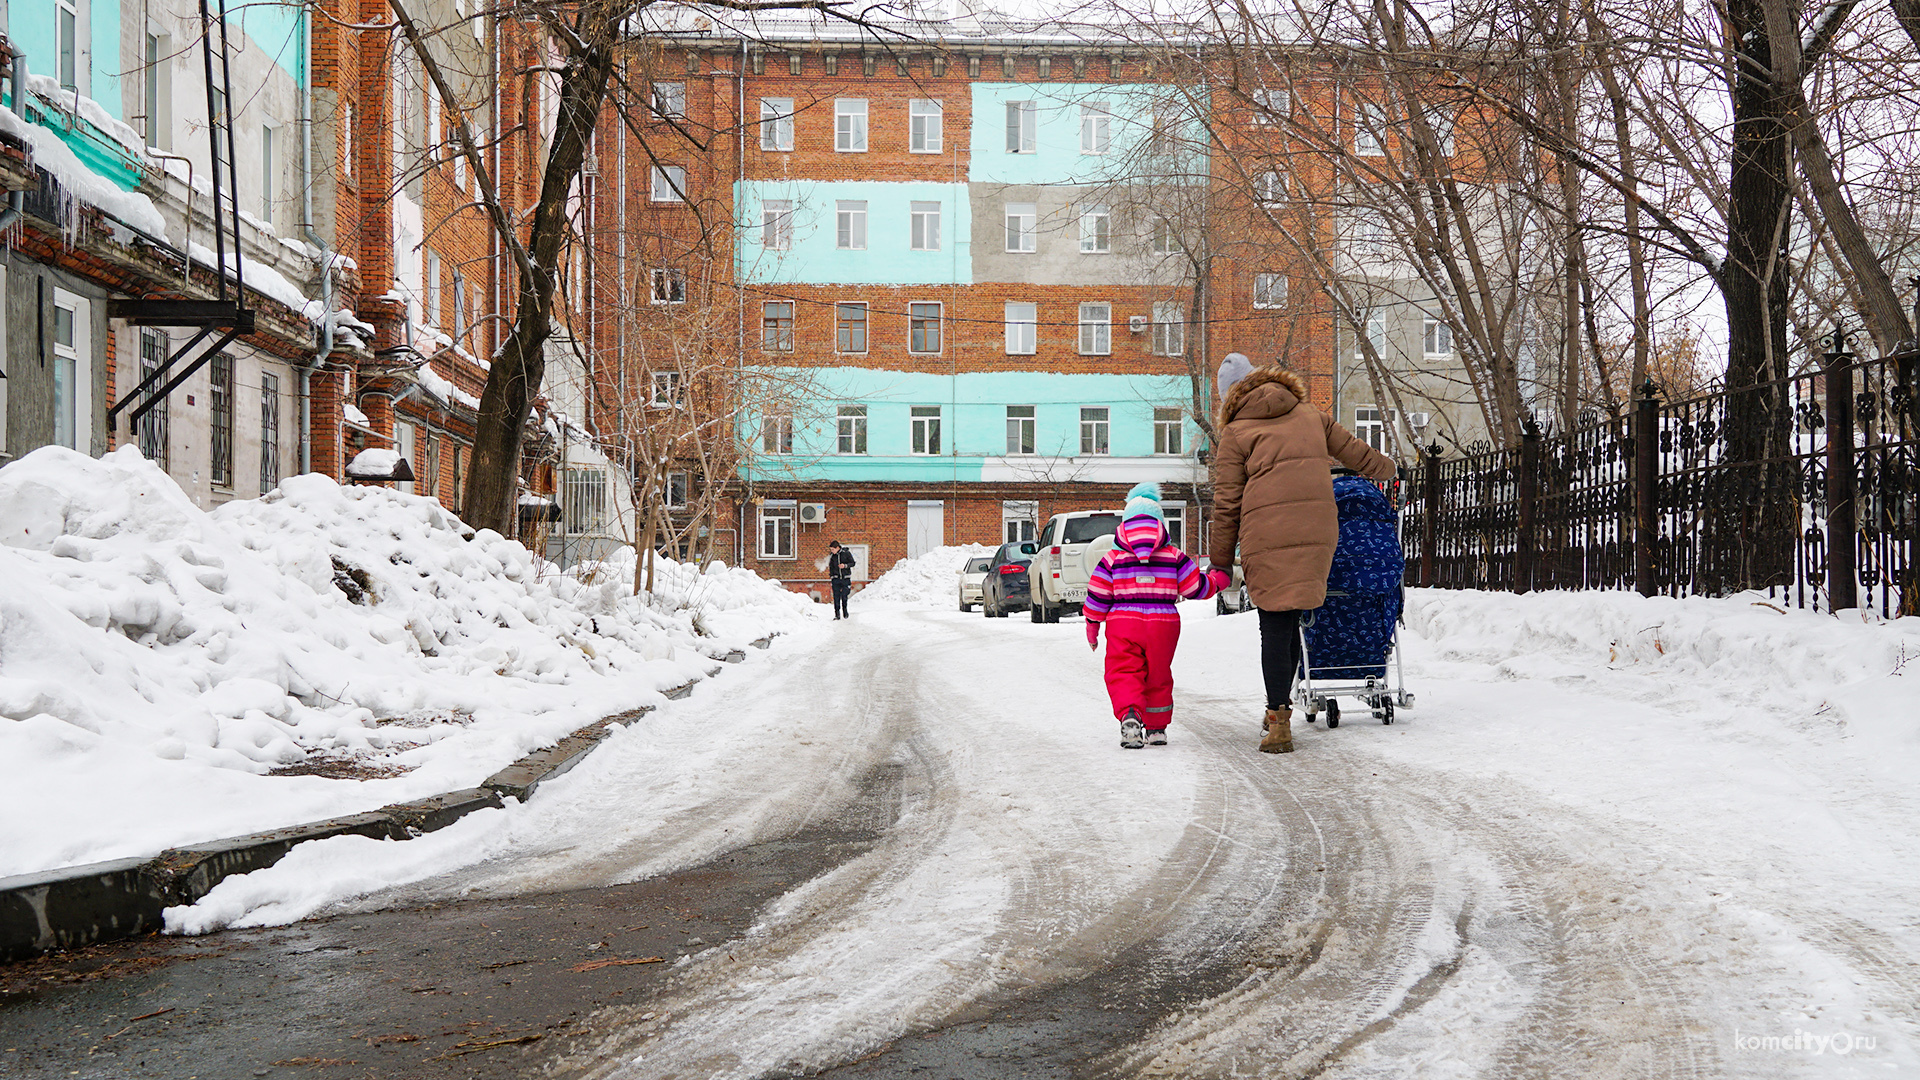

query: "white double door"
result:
(906, 500), (944, 559)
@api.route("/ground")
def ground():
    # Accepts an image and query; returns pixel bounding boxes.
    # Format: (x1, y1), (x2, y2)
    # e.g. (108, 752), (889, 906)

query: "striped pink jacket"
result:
(1084, 517), (1221, 625)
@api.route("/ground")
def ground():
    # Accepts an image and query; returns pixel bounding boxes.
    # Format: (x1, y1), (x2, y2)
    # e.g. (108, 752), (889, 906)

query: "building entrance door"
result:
(906, 500), (944, 559)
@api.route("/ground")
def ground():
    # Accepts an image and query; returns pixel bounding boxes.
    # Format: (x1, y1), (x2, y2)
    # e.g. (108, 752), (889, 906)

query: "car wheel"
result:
(1030, 595), (1046, 623)
(1216, 592), (1227, 615)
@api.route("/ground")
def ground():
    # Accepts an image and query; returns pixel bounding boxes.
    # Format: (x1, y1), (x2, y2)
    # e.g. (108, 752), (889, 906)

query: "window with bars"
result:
(210, 353), (234, 488)
(909, 303), (942, 353)
(563, 468), (608, 534)
(1080, 407), (1110, 455)
(137, 327), (169, 469)
(259, 373), (281, 492)
(1153, 407), (1182, 455)
(762, 301), (794, 351)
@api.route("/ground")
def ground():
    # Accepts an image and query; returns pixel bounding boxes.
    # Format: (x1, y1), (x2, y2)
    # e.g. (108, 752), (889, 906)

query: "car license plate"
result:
(1061, 586), (1086, 602)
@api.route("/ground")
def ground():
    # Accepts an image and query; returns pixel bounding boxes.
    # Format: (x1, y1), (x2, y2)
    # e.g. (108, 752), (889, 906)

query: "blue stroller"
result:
(1295, 473), (1415, 727)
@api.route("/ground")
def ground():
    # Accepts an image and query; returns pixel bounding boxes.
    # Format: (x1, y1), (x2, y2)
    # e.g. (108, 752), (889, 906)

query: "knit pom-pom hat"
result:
(1123, 481), (1165, 523)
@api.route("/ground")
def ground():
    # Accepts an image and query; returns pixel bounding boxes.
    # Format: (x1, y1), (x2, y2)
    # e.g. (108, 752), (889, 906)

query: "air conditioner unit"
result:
(798, 503), (828, 524)
(1128, 316), (1149, 333)
(1407, 411), (1432, 430)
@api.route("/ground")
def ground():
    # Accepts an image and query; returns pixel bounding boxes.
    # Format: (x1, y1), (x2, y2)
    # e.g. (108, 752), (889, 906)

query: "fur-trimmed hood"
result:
(1219, 366), (1310, 428)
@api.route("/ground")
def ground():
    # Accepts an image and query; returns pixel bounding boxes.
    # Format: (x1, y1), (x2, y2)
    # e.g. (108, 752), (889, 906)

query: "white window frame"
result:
(1162, 502), (1187, 547)
(1079, 406), (1110, 456)
(836, 405), (869, 454)
(563, 467), (609, 535)
(51, 288), (91, 453)
(425, 250), (442, 327)
(1257, 170), (1286, 205)
(1355, 405), (1387, 451)
(662, 470), (689, 509)
(1002, 500), (1038, 543)
(911, 405), (943, 455)
(1355, 102), (1386, 156)
(1005, 405), (1035, 455)
(652, 80), (687, 119)
(1005, 202), (1037, 253)
(1424, 315), (1453, 357)
(651, 165), (687, 202)
(759, 97), (794, 151)
(762, 198), (793, 249)
(1004, 302), (1037, 355)
(56, 0), (82, 91)
(1078, 302), (1111, 355)
(1152, 217), (1181, 255)
(759, 504), (797, 559)
(1005, 100), (1036, 153)
(909, 99), (943, 153)
(651, 370), (684, 407)
(835, 98), (868, 152)
(144, 29), (172, 151)
(1153, 407), (1183, 455)
(260, 124), (276, 226)
(1362, 310), (1388, 356)
(910, 201), (941, 251)
(761, 412), (794, 454)
(1080, 101), (1111, 154)
(837, 200), (868, 250)
(1078, 205), (1110, 253)
(1253, 273), (1286, 309)
(650, 267), (687, 304)
(1152, 301), (1185, 356)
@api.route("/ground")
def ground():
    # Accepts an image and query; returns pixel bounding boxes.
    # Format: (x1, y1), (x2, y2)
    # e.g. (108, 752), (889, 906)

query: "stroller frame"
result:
(1291, 479), (1415, 729)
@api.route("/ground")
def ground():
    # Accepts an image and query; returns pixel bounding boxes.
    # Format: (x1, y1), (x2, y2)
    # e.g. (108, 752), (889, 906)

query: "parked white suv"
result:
(1028, 510), (1123, 622)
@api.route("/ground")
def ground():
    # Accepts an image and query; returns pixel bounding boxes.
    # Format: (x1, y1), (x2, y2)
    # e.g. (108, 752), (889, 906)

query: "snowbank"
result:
(856, 544), (994, 606)
(0, 447), (817, 878)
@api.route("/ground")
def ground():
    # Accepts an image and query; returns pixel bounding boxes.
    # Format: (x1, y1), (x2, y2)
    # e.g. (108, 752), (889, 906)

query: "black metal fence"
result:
(1403, 349), (1919, 617)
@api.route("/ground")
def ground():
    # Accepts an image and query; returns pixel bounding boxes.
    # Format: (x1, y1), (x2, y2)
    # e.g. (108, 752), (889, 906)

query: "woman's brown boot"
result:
(1259, 708), (1294, 754)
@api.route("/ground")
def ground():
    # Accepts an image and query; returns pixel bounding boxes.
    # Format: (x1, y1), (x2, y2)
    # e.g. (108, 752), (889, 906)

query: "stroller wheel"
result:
(1324, 699), (1341, 729)
(1381, 699), (1395, 725)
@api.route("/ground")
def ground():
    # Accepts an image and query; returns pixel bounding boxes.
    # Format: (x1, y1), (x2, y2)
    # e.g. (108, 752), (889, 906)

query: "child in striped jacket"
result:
(1085, 482), (1230, 749)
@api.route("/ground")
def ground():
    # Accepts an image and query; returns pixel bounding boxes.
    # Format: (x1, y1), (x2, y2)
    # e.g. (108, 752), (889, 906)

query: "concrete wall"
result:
(2, 256), (111, 462)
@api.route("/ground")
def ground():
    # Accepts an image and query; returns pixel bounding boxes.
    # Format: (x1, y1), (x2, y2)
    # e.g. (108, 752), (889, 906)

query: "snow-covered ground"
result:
(61, 541), (1920, 1075)
(0, 448), (817, 878)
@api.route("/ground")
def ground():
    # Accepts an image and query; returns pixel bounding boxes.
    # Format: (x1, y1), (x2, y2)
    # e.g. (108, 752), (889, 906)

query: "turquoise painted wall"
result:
(741, 367), (1199, 481)
(966, 82), (1203, 187)
(736, 180), (972, 285)
(234, 1), (308, 87)
(6, 0), (122, 117)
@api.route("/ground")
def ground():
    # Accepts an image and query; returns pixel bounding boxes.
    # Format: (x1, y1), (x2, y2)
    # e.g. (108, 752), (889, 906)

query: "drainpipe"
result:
(297, 5), (336, 476)
(0, 55), (29, 233)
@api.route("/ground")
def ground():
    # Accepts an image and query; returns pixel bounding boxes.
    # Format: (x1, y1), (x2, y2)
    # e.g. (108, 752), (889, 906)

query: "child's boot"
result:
(1145, 728), (1168, 746)
(1119, 710), (1146, 749)
(1259, 707), (1294, 754)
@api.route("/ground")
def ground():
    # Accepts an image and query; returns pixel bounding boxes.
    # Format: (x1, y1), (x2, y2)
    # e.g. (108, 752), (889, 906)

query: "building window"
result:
(835, 98), (868, 152)
(762, 301), (794, 351)
(762, 199), (793, 249)
(260, 125), (276, 226)
(260, 373), (281, 492)
(759, 97), (794, 150)
(1148, 107), (1178, 156)
(342, 100), (355, 182)
(836, 302), (868, 353)
(1163, 503), (1186, 547)
(911, 405), (942, 454)
(1354, 207), (1391, 259)
(836, 200), (868, 249)
(909, 302), (943, 353)
(144, 32), (171, 151)
(652, 81), (686, 119)
(910, 99), (943, 152)
(1152, 301), (1185, 356)
(210, 353), (234, 487)
(450, 443), (465, 512)
(761, 412), (794, 454)
(837, 405), (868, 454)
(1151, 217), (1181, 255)
(424, 434), (441, 498)
(563, 468), (608, 534)
(651, 165), (686, 202)
(56, 0), (80, 89)
(1355, 405), (1387, 451)
(910, 201), (941, 251)
(1254, 273), (1287, 309)
(759, 505), (796, 559)
(1005, 202), (1037, 253)
(1078, 205), (1110, 253)
(1005, 405), (1035, 455)
(1427, 108), (1456, 155)
(651, 371), (684, 407)
(1005, 100), (1036, 153)
(1003, 500), (1037, 542)
(1253, 87), (1290, 123)
(1424, 316), (1453, 357)
(1153, 407), (1182, 455)
(1361, 309), (1387, 356)
(395, 422), (416, 495)
(1257, 170), (1286, 205)
(662, 471), (689, 509)
(651, 267), (688, 304)
(1355, 102), (1385, 156)
(1080, 407), (1110, 455)
(1004, 302), (1037, 355)
(425, 250), (442, 326)
(1078, 302), (1111, 355)
(1080, 102), (1110, 154)
(137, 327), (168, 468)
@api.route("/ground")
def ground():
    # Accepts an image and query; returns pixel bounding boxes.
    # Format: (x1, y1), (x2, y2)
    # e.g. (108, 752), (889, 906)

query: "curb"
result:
(0, 632), (777, 963)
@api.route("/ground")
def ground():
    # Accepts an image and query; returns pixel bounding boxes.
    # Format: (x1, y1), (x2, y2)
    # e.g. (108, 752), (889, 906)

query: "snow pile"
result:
(0, 447), (814, 878)
(855, 544), (994, 606)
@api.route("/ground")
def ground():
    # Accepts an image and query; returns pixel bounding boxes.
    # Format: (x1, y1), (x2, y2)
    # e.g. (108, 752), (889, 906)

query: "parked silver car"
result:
(957, 555), (991, 612)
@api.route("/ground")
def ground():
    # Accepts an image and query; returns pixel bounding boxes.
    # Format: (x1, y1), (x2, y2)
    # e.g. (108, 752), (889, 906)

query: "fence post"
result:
(1515, 417), (1540, 594)
(1422, 442), (1441, 587)
(1633, 380), (1659, 597)
(1824, 334), (1857, 613)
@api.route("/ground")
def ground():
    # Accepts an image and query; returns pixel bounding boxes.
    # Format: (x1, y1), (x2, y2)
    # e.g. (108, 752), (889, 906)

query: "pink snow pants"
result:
(1102, 617), (1181, 729)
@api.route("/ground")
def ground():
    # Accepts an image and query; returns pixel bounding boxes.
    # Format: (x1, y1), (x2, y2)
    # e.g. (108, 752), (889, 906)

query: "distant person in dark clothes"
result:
(826, 540), (856, 620)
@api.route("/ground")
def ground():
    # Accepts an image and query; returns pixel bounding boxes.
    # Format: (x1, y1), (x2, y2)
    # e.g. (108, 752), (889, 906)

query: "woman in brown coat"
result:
(1209, 360), (1396, 754)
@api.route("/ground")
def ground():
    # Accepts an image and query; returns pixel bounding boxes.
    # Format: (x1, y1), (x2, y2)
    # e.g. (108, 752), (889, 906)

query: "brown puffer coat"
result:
(1209, 367), (1397, 611)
